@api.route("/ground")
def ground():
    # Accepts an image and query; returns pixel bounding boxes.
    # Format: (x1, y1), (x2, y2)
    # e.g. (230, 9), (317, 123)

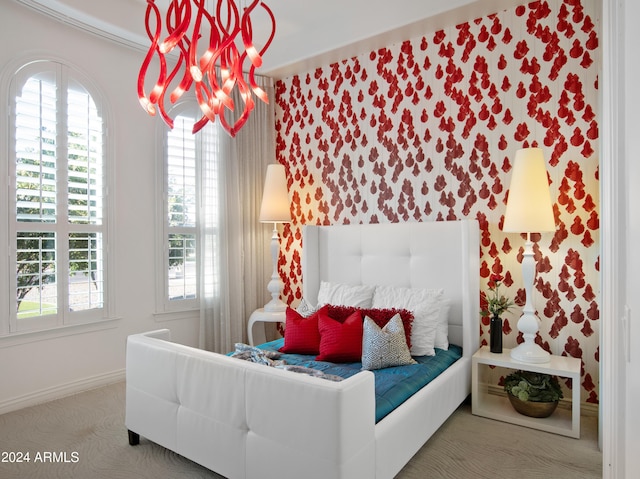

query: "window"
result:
(6, 60), (109, 334)
(166, 114), (198, 305)
(159, 105), (219, 312)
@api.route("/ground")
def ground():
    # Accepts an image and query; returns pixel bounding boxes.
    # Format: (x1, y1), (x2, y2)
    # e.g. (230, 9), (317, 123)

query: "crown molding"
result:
(13, 0), (148, 52)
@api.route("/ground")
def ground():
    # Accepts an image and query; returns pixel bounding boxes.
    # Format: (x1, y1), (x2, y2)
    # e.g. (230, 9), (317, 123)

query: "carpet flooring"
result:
(0, 381), (601, 478)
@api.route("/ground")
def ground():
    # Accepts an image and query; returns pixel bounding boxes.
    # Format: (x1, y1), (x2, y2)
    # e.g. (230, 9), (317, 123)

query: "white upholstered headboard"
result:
(302, 220), (480, 357)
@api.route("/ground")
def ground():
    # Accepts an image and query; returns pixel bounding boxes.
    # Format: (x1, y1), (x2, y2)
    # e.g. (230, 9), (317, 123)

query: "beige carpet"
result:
(0, 381), (601, 478)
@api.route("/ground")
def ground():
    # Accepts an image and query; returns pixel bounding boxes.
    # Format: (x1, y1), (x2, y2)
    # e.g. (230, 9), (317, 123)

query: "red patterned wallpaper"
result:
(274, 0), (599, 404)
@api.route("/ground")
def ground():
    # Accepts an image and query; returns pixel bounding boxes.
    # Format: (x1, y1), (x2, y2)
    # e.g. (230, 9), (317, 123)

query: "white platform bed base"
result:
(126, 220), (479, 479)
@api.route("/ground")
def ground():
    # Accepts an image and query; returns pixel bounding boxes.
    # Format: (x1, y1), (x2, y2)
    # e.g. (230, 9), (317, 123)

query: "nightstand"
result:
(471, 346), (581, 438)
(247, 308), (286, 346)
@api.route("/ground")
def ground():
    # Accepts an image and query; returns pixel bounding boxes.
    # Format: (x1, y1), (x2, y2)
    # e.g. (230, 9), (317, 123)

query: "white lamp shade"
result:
(503, 147), (555, 233)
(259, 164), (291, 223)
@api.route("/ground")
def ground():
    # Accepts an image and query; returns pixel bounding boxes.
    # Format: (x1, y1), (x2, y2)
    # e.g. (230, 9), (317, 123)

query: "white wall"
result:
(622, 0), (640, 474)
(601, 0), (639, 477)
(0, 1), (200, 413)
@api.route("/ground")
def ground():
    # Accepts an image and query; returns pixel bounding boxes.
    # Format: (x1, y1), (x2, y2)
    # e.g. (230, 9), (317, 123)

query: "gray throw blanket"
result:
(231, 343), (343, 382)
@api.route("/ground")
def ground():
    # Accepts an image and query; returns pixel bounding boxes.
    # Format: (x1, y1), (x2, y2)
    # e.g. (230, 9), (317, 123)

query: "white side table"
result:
(247, 308), (286, 346)
(472, 346), (581, 438)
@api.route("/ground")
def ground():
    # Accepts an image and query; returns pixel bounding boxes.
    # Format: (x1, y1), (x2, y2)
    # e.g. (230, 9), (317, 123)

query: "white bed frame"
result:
(126, 220), (479, 479)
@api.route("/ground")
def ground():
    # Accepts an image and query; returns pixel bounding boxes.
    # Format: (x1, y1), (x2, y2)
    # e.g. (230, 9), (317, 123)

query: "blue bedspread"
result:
(257, 339), (462, 423)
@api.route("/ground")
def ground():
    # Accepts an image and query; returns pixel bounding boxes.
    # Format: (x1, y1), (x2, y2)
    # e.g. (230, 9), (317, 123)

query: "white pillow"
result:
(372, 284), (444, 309)
(408, 308), (439, 356)
(316, 281), (376, 308)
(372, 285), (444, 356)
(361, 314), (416, 370)
(434, 298), (451, 350)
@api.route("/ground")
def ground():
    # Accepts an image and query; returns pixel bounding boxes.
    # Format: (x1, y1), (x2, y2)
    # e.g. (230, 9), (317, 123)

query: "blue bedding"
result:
(257, 339), (463, 423)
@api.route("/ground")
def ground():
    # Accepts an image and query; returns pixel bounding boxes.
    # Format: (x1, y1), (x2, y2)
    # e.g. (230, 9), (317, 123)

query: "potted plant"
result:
(503, 370), (564, 418)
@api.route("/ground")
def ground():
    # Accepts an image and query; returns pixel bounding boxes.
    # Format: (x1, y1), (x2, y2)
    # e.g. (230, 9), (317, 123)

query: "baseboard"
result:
(0, 369), (125, 415)
(486, 384), (599, 417)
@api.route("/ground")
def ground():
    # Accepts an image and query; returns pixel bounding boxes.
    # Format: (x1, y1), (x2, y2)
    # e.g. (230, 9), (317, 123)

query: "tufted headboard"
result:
(301, 220), (480, 357)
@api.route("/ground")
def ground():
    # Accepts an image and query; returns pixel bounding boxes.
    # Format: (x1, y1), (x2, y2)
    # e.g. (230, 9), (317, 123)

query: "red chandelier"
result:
(137, 0), (276, 137)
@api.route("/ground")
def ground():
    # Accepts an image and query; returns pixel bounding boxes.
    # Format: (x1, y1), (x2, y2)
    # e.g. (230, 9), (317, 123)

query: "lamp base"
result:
(510, 341), (550, 364)
(263, 224), (287, 314)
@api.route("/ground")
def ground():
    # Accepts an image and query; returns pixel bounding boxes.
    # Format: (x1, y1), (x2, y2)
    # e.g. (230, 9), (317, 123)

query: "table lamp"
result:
(259, 164), (290, 312)
(503, 147), (556, 363)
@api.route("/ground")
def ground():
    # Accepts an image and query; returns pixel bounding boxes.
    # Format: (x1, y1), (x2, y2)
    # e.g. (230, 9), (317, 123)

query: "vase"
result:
(490, 315), (502, 353)
(507, 394), (559, 418)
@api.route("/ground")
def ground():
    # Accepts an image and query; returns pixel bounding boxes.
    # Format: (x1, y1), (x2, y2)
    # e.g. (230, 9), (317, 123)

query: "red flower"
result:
(488, 273), (503, 289)
(481, 274), (513, 318)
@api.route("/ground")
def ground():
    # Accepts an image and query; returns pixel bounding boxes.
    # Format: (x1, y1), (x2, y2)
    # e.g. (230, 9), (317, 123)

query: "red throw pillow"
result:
(279, 306), (324, 354)
(326, 305), (414, 350)
(316, 308), (363, 362)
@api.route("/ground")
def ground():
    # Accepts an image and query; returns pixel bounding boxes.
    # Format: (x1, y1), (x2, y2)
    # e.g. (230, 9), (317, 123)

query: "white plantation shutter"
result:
(14, 72), (57, 223)
(167, 116), (197, 230)
(9, 61), (108, 333)
(15, 232), (57, 319)
(165, 113), (199, 307)
(67, 83), (104, 226)
(68, 232), (104, 312)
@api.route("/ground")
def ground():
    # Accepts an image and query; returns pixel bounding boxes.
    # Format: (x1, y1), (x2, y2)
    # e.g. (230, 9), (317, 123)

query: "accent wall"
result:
(275, 0), (600, 405)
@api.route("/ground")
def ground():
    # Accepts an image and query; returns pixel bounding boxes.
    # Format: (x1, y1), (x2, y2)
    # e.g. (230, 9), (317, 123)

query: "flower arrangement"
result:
(481, 273), (514, 318)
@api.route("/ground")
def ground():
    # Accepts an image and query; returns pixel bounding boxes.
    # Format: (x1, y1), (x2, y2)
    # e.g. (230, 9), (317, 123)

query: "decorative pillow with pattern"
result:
(295, 297), (317, 318)
(361, 314), (417, 370)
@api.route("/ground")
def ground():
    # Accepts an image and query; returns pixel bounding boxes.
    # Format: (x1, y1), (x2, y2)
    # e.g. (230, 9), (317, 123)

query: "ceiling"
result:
(15, 0), (524, 78)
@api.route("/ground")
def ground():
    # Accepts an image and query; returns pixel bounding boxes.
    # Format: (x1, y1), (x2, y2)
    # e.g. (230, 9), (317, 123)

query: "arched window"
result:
(5, 60), (110, 334)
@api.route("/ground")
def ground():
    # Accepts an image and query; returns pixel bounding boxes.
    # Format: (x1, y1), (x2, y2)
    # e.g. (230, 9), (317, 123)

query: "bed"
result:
(126, 219), (479, 479)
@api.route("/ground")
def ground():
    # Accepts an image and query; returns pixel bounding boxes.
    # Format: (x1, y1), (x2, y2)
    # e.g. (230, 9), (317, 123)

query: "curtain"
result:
(199, 76), (276, 353)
